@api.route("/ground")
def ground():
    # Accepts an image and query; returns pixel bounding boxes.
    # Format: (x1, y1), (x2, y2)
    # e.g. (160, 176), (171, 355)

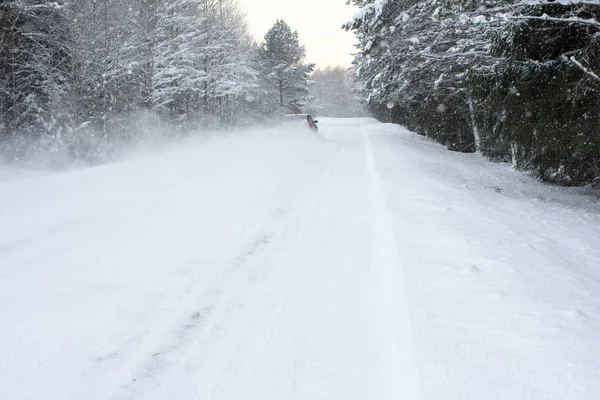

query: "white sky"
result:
(239, 0), (359, 68)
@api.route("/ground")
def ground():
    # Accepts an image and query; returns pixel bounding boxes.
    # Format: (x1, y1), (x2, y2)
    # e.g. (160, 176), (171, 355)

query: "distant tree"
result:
(257, 20), (315, 114)
(306, 67), (367, 118)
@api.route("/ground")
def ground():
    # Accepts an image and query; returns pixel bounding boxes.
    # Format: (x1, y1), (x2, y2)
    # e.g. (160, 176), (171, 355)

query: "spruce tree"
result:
(468, 1), (600, 184)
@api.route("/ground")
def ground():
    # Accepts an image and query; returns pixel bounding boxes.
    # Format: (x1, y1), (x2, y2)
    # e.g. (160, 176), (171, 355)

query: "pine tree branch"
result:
(561, 54), (600, 82)
(512, 14), (600, 28)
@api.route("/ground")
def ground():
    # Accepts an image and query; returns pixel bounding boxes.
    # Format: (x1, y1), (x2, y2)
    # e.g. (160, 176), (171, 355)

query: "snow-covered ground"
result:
(1, 119), (599, 399)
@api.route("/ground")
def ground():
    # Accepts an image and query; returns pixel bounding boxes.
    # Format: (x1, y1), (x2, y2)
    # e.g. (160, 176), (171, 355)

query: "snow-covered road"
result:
(1, 119), (599, 399)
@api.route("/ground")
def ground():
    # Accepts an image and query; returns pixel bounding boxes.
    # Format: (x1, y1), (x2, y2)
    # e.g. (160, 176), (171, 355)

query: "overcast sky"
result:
(239, 0), (358, 68)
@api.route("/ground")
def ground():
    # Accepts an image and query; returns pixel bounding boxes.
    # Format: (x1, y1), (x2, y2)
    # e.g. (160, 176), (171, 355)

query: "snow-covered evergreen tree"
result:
(192, 0), (261, 127)
(257, 20), (315, 114)
(346, 0), (502, 151)
(149, 0), (204, 121)
(346, 0), (600, 185)
(68, 0), (139, 128)
(0, 0), (71, 140)
(468, 0), (600, 184)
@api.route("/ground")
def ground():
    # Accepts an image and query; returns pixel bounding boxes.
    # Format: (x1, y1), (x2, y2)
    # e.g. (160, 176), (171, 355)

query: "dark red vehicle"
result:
(280, 114), (319, 132)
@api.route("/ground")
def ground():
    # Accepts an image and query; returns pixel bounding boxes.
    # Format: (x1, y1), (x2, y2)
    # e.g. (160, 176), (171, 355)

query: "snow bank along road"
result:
(1, 119), (599, 399)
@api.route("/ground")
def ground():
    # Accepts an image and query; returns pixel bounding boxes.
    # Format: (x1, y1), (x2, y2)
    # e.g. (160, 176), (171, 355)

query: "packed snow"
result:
(1, 119), (599, 399)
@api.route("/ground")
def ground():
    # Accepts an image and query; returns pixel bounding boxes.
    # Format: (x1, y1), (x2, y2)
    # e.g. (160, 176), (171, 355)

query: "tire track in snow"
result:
(364, 128), (421, 399)
(201, 139), (347, 400)
(112, 142), (343, 399)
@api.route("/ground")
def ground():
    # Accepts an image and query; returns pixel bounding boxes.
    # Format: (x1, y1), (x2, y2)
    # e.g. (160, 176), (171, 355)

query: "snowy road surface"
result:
(1, 119), (599, 399)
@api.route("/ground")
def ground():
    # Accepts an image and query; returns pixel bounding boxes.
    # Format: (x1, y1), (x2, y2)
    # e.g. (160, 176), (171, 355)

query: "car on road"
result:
(279, 114), (319, 132)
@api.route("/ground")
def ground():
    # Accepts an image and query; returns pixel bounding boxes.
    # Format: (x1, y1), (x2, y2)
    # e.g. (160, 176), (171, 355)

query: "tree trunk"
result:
(279, 79), (283, 108)
(467, 97), (480, 153)
(511, 142), (519, 170)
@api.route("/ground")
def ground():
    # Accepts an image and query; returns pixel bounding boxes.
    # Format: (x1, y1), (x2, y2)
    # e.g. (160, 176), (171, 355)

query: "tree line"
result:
(306, 66), (368, 118)
(0, 1), (313, 165)
(346, 0), (600, 186)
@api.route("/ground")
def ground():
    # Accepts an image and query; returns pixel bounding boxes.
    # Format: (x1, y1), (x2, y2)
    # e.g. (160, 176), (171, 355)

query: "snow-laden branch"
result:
(352, 0), (388, 23)
(470, 1), (600, 26)
(419, 50), (488, 60)
(521, 0), (600, 5)
(561, 54), (600, 82)
(512, 14), (600, 28)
